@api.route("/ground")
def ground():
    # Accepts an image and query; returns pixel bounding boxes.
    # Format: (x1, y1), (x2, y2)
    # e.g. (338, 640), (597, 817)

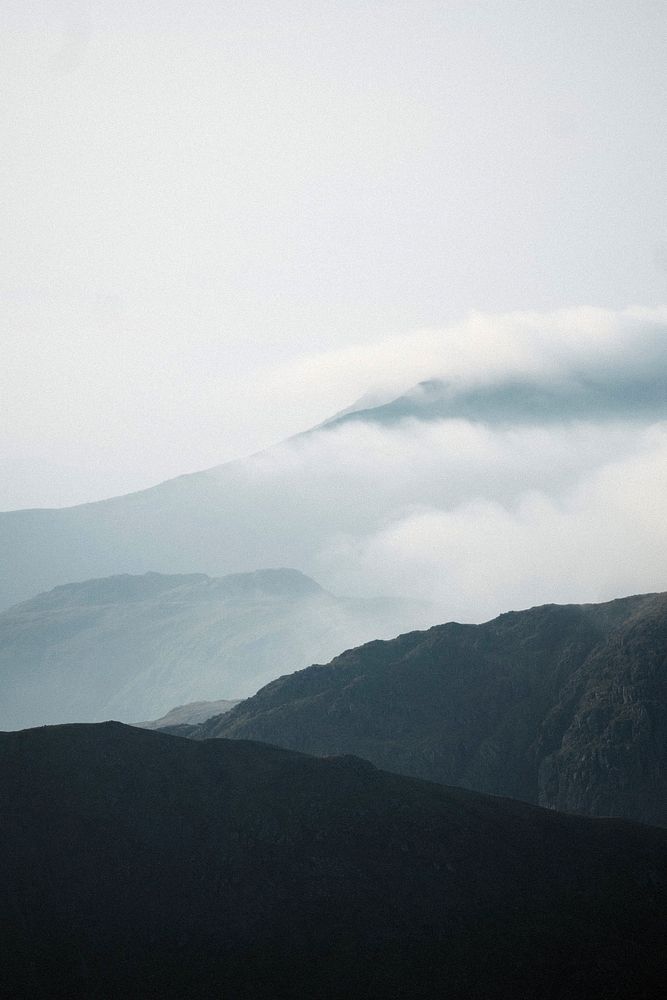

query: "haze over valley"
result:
(0, 567), (430, 730)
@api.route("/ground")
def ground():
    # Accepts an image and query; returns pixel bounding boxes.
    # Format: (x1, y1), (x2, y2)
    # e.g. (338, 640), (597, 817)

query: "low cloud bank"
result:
(247, 307), (667, 622)
(316, 428), (667, 622)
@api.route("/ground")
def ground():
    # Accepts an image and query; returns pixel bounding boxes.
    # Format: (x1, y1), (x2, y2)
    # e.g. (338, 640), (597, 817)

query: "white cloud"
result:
(3, 300), (666, 623)
(314, 425), (667, 622)
(260, 305), (667, 422)
(2, 302), (665, 509)
(202, 305), (667, 622)
(234, 303), (667, 620)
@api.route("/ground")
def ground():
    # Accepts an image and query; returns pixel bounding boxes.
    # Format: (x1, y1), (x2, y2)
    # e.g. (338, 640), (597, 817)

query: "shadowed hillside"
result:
(1, 722), (666, 999)
(194, 591), (667, 827)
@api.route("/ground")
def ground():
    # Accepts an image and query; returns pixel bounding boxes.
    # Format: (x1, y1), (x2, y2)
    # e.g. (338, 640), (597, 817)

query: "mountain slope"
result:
(194, 591), (667, 826)
(0, 569), (424, 730)
(3, 368), (666, 613)
(1, 722), (666, 999)
(136, 698), (239, 730)
(320, 372), (667, 431)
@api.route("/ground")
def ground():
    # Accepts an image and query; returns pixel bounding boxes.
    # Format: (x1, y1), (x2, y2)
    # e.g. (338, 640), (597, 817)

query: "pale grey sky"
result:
(1, 1), (666, 509)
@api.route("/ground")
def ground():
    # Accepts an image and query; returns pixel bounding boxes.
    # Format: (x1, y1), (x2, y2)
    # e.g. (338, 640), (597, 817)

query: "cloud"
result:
(237, 306), (667, 622)
(3, 302), (665, 627)
(262, 306), (667, 422)
(49, 0), (93, 76)
(3, 300), (665, 510)
(249, 416), (652, 516)
(314, 425), (667, 622)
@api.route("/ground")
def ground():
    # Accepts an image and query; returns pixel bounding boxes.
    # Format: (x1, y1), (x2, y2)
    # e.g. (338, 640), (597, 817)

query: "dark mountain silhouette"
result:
(1, 722), (665, 999)
(191, 591), (667, 827)
(0, 568), (424, 730)
(3, 370), (665, 613)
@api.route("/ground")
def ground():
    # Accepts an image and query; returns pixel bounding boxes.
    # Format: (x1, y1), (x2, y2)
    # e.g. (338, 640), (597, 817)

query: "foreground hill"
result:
(193, 591), (667, 827)
(0, 569), (421, 730)
(1, 722), (665, 999)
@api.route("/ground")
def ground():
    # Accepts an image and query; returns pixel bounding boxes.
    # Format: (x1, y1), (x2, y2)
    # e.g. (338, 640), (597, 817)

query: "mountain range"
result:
(4, 370), (665, 614)
(183, 590), (667, 827)
(3, 364), (666, 996)
(136, 698), (238, 730)
(0, 568), (425, 730)
(1, 721), (665, 999)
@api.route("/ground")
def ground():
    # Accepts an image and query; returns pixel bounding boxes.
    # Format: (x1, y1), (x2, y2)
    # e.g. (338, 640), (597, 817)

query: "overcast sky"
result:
(2, 0), (666, 510)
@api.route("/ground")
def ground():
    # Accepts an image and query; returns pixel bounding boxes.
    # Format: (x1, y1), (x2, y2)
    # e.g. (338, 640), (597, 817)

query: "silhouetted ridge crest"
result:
(1, 721), (666, 998)
(197, 591), (667, 827)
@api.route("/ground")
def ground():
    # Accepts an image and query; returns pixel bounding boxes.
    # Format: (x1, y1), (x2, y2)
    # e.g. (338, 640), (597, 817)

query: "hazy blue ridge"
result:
(0, 568), (429, 729)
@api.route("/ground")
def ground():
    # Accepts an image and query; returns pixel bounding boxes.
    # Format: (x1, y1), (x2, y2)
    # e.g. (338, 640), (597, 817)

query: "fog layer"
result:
(1, 307), (665, 621)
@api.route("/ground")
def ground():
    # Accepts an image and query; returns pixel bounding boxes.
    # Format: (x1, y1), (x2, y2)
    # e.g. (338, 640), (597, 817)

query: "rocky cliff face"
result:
(193, 592), (667, 826)
(536, 597), (667, 825)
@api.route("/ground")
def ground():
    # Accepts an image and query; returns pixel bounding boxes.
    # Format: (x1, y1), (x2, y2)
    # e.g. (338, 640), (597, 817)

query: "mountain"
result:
(1, 722), (665, 999)
(0, 569), (426, 730)
(320, 371), (667, 431)
(190, 591), (667, 827)
(136, 698), (239, 730)
(3, 370), (665, 614)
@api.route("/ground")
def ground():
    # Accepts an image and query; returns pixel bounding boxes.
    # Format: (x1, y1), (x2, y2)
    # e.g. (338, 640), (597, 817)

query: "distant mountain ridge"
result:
(191, 590), (667, 827)
(0, 569), (426, 730)
(3, 367), (665, 613)
(25, 567), (324, 608)
(1, 721), (665, 999)
(135, 698), (239, 731)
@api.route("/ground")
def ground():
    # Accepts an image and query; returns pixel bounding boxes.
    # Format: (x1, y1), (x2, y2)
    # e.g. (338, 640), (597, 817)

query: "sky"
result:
(1, 0), (666, 510)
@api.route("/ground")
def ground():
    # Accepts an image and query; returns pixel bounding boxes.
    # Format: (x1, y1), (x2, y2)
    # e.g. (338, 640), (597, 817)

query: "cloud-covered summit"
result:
(244, 305), (667, 618)
(310, 305), (667, 431)
(1, 307), (665, 625)
(322, 366), (666, 432)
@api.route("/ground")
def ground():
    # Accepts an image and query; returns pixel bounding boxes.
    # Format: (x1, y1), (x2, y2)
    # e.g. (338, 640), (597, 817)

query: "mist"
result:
(3, 305), (663, 626)
(3, 2), (666, 508)
(232, 306), (667, 620)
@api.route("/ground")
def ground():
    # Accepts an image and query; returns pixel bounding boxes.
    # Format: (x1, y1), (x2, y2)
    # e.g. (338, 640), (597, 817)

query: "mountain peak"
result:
(0, 566), (422, 730)
(196, 589), (667, 828)
(14, 567), (324, 613)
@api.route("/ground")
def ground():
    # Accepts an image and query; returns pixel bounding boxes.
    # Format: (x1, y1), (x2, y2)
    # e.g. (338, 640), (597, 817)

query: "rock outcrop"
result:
(194, 591), (667, 826)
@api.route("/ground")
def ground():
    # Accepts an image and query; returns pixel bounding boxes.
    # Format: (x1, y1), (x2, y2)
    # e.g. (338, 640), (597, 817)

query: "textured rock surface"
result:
(196, 592), (667, 826)
(536, 598), (667, 825)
